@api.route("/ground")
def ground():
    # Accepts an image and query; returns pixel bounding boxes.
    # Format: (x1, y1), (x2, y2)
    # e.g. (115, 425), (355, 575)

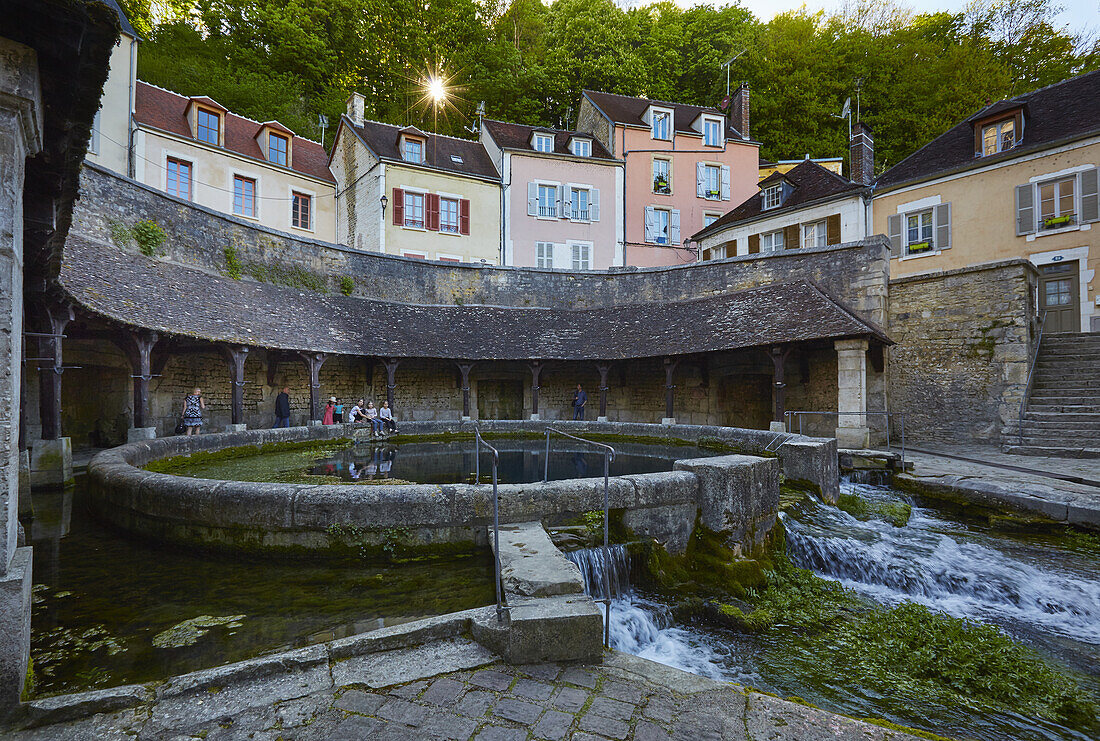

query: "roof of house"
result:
(98, 0), (136, 38)
(61, 238), (888, 361)
(482, 119), (617, 161)
(582, 90), (744, 139)
(343, 118), (500, 181)
(133, 81), (335, 183)
(692, 160), (866, 241)
(876, 69), (1100, 191)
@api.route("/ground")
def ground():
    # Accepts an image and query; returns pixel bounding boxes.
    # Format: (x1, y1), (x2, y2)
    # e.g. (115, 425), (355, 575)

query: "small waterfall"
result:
(564, 544), (632, 599)
(841, 469), (893, 486)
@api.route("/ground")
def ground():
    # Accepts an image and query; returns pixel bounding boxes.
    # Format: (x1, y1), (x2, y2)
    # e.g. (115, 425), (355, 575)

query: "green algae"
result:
(152, 615), (246, 649)
(836, 492), (912, 527)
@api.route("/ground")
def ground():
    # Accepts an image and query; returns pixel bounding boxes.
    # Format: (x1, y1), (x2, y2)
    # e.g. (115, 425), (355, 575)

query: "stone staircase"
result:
(1004, 332), (1100, 458)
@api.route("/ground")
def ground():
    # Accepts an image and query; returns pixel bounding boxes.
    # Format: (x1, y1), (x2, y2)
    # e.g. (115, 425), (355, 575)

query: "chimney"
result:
(850, 121), (874, 185)
(347, 92), (365, 127)
(731, 83), (750, 141)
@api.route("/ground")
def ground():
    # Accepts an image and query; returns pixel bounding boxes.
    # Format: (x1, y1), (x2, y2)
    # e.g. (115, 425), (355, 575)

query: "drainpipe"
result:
(127, 36), (137, 179)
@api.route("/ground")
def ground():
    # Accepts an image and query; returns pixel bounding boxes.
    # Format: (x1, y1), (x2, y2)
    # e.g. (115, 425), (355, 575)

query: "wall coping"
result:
(889, 257), (1040, 286)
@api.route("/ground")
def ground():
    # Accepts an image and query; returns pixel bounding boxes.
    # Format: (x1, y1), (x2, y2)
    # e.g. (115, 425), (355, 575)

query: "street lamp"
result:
(380, 194), (388, 218)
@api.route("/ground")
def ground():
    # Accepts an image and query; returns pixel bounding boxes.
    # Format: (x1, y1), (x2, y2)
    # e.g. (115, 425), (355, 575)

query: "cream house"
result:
(84, 0), (137, 177)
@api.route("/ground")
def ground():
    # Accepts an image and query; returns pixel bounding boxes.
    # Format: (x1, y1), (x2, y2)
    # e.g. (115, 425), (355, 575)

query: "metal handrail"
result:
(1018, 311), (1049, 446)
(544, 427), (615, 648)
(784, 410), (905, 469)
(471, 426), (508, 621)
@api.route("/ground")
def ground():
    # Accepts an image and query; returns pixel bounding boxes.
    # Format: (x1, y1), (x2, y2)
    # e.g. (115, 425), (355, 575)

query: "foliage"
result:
(223, 245), (243, 280)
(340, 276), (355, 296)
(107, 220), (132, 247)
(243, 261), (327, 292)
(836, 491), (912, 527)
(132, 219), (166, 257)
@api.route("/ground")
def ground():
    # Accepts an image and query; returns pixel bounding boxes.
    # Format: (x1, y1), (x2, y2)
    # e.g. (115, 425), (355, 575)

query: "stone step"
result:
(1003, 445), (1100, 459)
(1036, 353), (1100, 364)
(1024, 411), (1100, 423)
(1017, 435), (1100, 447)
(1028, 394), (1100, 405)
(1018, 419), (1100, 431)
(1024, 403), (1100, 414)
(1033, 378), (1100, 390)
(1034, 362), (1100, 372)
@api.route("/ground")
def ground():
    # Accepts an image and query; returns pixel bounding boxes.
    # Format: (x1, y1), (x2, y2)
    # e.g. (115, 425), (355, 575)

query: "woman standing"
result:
(322, 397), (336, 425)
(182, 388), (205, 436)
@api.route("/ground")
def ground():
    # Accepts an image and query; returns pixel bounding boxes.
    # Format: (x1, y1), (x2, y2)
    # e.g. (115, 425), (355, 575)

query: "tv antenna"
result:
(465, 102), (486, 135)
(722, 50), (745, 97)
(834, 97), (851, 141)
(318, 113), (329, 148)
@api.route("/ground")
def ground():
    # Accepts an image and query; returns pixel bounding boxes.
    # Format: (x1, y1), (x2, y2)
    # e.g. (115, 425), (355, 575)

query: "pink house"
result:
(481, 119), (623, 270)
(576, 88), (760, 267)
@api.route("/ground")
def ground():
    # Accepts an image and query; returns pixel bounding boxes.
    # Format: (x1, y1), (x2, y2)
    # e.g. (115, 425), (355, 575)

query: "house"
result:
(692, 124), (874, 260)
(480, 119), (623, 270)
(330, 94), (502, 263)
(874, 69), (1100, 333)
(759, 156), (843, 180)
(84, 0), (137, 178)
(576, 86), (759, 267)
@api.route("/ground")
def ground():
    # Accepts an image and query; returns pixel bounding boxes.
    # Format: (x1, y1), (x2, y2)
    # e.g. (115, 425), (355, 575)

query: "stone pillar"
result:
(122, 329), (158, 438)
(456, 362), (474, 421)
(528, 361), (542, 420)
(223, 345), (249, 431)
(299, 352), (327, 423)
(0, 37), (42, 713)
(595, 362), (611, 422)
(835, 338), (870, 449)
(662, 358), (678, 425)
(768, 346), (791, 433)
(30, 302), (74, 488)
(383, 358), (400, 415)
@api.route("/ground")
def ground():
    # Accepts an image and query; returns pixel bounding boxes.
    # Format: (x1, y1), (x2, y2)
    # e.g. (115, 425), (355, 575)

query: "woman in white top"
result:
(379, 400), (396, 433)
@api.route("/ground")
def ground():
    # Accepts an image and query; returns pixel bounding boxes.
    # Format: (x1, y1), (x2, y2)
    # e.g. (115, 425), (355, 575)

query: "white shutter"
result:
(644, 206), (657, 243)
(1015, 184), (1035, 235)
(562, 188), (572, 219)
(720, 165), (731, 201)
(1081, 167), (1099, 224)
(527, 182), (538, 216)
(590, 188), (600, 221)
(696, 162), (706, 198)
(670, 209), (681, 245)
(934, 202), (951, 250)
(887, 214), (902, 258)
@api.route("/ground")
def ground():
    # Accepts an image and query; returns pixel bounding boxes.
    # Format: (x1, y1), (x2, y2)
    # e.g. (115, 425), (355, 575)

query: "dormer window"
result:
(652, 110), (671, 140)
(403, 137), (424, 163)
(450, 154), (464, 164)
(533, 133), (554, 153)
(268, 132), (288, 166)
(571, 138), (591, 157)
(982, 119), (1015, 156)
(703, 117), (723, 147)
(196, 107), (220, 145)
(762, 185), (782, 209)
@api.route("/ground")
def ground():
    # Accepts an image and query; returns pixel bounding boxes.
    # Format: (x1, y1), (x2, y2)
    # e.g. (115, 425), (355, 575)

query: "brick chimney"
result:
(347, 92), (365, 127)
(731, 83), (749, 141)
(850, 121), (874, 185)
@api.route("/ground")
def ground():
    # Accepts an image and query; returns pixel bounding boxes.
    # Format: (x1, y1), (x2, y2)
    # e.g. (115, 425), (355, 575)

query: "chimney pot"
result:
(347, 93), (365, 127)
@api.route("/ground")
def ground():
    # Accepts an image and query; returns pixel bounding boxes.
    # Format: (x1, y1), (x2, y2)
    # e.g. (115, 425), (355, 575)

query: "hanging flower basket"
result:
(907, 241), (933, 254)
(1043, 215), (1073, 229)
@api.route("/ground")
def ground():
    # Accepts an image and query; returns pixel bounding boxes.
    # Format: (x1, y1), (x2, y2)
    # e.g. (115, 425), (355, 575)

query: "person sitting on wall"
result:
(273, 386), (291, 428)
(348, 399), (364, 422)
(379, 400), (397, 434)
(365, 400), (382, 434)
(322, 397), (336, 425)
(572, 384), (588, 421)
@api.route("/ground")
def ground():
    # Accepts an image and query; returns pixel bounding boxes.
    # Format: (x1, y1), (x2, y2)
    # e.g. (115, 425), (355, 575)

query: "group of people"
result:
(322, 397), (396, 434)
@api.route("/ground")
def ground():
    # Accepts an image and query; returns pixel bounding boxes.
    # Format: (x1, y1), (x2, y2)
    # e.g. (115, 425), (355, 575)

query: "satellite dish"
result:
(718, 95), (731, 112)
(318, 114), (329, 127)
(840, 98), (850, 119)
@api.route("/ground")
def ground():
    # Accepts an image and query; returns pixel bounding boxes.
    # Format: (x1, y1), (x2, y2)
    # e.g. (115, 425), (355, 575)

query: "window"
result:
(762, 185), (781, 209)
(1039, 177), (1075, 229)
(703, 165), (721, 200)
(651, 208), (671, 244)
(166, 157), (192, 200)
(703, 118), (722, 147)
(438, 255), (462, 263)
(1045, 278), (1073, 307)
(449, 154), (464, 164)
(402, 251), (426, 260)
(533, 133), (554, 153)
(570, 188), (590, 220)
(571, 243), (591, 271)
(403, 191), (424, 228)
(537, 184), (557, 218)
(571, 139), (591, 157)
(89, 110), (101, 154)
(761, 230), (784, 252)
(268, 133), (288, 166)
(196, 108), (220, 145)
(233, 175), (256, 217)
(403, 138), (424, 163)
(536, 242), (554, 268)
(704, 213), (720, 228)
(652, 110), (670, 140)
(905, 210), (934, 254)
(292, 192), (311, 229)
(982, 119), (1015, 156)
(439, 197), (459, 233)
(653, 159), (671, 194)
(802, 220), (827, 248)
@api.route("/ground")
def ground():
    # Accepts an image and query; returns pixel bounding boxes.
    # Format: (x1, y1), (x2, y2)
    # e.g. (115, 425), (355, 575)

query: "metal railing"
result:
(1018, 311), (1049, 446)
(472, 426), (508, 621)
(544, 427), (615, 648)
(784, 410), (906, 468)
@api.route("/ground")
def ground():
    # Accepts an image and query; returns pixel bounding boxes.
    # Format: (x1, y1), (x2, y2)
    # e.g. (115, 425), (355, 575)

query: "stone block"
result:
(493, 522), (585, 597)
(126, 426), (157, 443)
(779, 437), (838, 504)
(30, 437), (73, 489)
(224, 423), (247, 433)
(474, 595), (602, 664)
(622, 503), (696, 555)
(674, 455), (780, 550)
(0, 547), (32, 712)
(834, 426), (870, 450)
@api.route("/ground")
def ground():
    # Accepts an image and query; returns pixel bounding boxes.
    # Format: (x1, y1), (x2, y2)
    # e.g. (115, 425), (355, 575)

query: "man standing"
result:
(572, 384), (588, 421)
(274, 386), (291, 428)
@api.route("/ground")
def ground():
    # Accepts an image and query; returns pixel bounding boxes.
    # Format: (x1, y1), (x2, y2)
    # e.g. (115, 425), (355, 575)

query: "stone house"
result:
(480, 119), (624, 270)
(330, 94), (502, 264)
(575, 87), (760, 267)
(874, 69), (1100, 333)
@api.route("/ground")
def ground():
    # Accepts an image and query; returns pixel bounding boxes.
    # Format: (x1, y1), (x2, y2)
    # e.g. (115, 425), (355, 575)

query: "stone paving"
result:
(907, 443), (1100, 487)
(7, 646), (920, 741)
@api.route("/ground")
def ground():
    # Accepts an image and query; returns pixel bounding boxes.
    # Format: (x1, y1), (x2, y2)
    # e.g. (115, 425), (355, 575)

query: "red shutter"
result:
(426, 193), (440, 231)
(459, 199), (470, 235)
(393, 188), (404, 226)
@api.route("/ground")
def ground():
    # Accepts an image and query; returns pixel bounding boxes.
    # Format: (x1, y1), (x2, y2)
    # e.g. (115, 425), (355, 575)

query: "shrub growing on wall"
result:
(340, 276), (355, 296)
(132, 219), (166, 257)
(224, 245), (243, 280)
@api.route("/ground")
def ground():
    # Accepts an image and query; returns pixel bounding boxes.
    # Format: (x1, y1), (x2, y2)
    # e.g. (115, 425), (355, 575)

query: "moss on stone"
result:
(836, 492), (912, 527)
(856, 717), (956, 741)
(144, 438), (353, 474)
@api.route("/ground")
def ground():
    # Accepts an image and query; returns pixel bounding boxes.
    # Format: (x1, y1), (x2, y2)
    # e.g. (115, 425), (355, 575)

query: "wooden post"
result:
(384, 358), (400, 413)
(35, 302), (74, 440)
(456, 362), (474, 419)
(528, 361), (543, 419)
(596, 362), (612, 420)
(299, 352), (327, 422)
(127, 330), (159, 429)
(767, 346), (793, 429)
(663, 357), (679, 423)
(223, 345), (250, 426)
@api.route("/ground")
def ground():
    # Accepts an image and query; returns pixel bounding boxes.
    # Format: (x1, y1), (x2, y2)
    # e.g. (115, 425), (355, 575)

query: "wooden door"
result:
(1040, 261), (1080, 333)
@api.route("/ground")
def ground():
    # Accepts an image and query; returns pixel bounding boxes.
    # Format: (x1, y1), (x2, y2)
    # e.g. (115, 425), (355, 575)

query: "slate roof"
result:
(482, 119), (617, 161)
(133, 81), (335, 183)
(583, 90), (743, 139)
(343, 118), (500, 181)
(61, 238), (888, 360)
(692, 160), (867, 241)
(98, 0), (136, 37)
(876, 69), (1100, 191)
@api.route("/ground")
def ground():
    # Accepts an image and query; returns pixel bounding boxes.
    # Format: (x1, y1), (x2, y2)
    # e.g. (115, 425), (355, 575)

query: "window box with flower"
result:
(907, 241), (934, 255)
(653, 175), (670, 194)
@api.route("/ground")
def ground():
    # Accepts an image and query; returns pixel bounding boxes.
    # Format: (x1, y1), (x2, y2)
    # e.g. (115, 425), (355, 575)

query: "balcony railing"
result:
(538, 205), (557, 218)
(571, 209), (589, 221)
(440, 222), (459, 234)
(404, 217), (424, 229)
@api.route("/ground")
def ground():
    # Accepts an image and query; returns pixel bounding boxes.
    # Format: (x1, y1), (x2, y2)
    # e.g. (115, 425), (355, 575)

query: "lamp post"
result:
(380, 194), (388, 219)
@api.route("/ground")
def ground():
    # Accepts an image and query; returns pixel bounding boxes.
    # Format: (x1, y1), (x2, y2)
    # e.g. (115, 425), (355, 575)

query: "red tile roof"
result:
(134, 81), (335, 183)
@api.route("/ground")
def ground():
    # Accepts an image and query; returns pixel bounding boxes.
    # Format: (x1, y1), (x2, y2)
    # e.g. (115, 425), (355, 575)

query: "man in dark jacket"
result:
(572, 384), (588, 420)
(274, 387), (291, 428)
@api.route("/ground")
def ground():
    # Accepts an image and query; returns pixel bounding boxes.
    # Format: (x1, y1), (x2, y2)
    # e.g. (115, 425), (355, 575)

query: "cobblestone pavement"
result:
(8, 648), (920, 741)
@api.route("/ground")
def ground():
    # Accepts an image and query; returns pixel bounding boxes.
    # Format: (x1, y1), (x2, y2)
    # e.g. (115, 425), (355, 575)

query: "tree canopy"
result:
(123, 0), (1098, 173)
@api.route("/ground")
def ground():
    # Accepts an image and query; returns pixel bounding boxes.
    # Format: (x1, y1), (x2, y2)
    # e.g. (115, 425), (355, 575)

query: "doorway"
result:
(476, 379), (524, 420)
(1040, 261), (1080, 333)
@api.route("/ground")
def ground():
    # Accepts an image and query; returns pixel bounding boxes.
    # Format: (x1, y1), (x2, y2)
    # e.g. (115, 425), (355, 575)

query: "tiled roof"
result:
(133, 81), (335, 183)
(345, 118), (500, 181)
(876, 69), (1100, 191)
(583, 90), (743, 139)
(482, 119), (617, 161)
(692, 160), (866, 240)
(61, 238), (888, 360)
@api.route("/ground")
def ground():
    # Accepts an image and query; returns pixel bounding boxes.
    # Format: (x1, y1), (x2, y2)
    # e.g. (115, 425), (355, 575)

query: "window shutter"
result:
(720, 165), (731, 201)
(887, 214), (902, 257)
(784, 224), (800, 249)
(393, 188), (404, 226)
(748, 234), (760, 254)
(934, 202), (951, 250)
(1081, 168), (1099, 224)
(826, 214), (841, 245)
(644, 206), (657, 243)
(426, 193), (440, 231)
(590, 188), (600, 221)
(696, 162), (706, 198)
(527, 182), (538, 216)
(1015, 184), (1035, 235)
(459, 199), (471, 235)
(561, 190), (571, 219)
(670, 209), (681, 245)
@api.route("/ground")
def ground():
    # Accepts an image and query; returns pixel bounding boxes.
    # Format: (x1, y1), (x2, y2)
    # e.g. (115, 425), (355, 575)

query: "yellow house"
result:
(330, 94), (502, 263)
(84, 0), (137, 177)
(874, 70), (1100, 333)
(759, 156), (843, 181)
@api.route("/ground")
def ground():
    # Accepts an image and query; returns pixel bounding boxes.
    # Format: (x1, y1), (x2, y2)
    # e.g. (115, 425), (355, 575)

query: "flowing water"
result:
(565, 479), (1100, 741)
